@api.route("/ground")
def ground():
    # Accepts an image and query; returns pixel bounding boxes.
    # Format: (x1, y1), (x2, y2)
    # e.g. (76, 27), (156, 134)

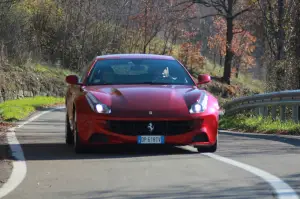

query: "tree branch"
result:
(232, 8), (251, 19)
(199, 13), (226, 19)
(233, 29), (245, 34)
(171, 0), (194, 8)
(169, 2), (194, 13)
(232, 0), (258, 19)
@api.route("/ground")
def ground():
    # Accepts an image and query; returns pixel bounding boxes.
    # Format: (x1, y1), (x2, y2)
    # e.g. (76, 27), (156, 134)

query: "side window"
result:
(79, 60), (94, 83)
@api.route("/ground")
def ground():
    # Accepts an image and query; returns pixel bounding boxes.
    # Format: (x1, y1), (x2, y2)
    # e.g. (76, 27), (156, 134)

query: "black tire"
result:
(196, 143), (217, 153)
(196, 139), (218, 153)
(73, 111), (87, 154)
(65, 114), (74, 145)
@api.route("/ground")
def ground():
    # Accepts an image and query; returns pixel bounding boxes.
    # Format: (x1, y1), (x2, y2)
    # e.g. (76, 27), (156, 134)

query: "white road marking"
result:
(181, 146), (299, 199)
(0, 107), (65, 199)
(206, 153), (299, 199)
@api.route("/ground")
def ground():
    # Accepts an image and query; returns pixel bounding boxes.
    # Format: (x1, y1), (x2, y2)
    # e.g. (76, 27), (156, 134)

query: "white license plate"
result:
(137, 136), (165, 144)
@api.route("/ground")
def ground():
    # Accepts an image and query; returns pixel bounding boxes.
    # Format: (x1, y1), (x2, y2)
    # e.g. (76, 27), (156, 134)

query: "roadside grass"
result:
(33, 63), (75, 77)
(0, 96), (64, 121)
(220, 114), (300, 135)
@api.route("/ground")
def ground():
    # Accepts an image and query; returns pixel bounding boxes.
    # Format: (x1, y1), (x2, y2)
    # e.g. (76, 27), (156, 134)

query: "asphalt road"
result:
(1, 108), (300, 199)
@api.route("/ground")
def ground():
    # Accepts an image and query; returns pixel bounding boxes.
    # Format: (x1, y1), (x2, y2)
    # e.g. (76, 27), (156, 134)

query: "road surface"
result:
(1, 108), (299, 199)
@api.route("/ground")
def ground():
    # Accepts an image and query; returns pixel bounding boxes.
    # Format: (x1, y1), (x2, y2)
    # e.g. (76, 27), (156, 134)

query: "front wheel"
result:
(196, 142), (217, 153)
(65, 114), (74, 145)
(73, 111), (87, 154)
(196, 135), (218, 153)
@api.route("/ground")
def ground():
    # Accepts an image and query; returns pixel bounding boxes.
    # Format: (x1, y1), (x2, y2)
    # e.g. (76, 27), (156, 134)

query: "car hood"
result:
(84, 85), (213, 118)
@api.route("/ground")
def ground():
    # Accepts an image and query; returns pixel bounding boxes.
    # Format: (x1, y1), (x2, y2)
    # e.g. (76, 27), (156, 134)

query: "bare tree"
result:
(192, 0), (257, 85)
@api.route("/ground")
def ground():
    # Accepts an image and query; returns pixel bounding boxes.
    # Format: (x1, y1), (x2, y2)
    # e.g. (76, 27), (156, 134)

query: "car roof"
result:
(95, 53), (175, 60)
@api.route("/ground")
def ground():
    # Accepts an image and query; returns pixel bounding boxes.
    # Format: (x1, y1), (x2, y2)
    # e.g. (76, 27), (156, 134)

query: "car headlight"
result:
(189, 93), (208, 114)
(86, 92), (111, 114)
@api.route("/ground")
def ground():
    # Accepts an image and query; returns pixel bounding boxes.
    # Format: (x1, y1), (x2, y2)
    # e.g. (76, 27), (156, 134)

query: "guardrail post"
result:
(292, 105), (299, 123)
(299, 106), (300, 122)
(258, 106), (268, 117)
(280, 105), (286, 121)
(271, 106), (277, 120)
(255, 107), (260, 115)
(258, 107), (264, 116)
(263, 106), (268, 117)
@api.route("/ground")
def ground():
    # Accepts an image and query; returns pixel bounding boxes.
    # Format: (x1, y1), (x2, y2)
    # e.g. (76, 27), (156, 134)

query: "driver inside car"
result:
(100, 67), (115, 84)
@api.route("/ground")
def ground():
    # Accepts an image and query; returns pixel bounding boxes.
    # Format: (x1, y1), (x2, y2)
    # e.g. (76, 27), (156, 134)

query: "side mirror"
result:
(66, 75), (79, 85)
(197, 74), (211, 84)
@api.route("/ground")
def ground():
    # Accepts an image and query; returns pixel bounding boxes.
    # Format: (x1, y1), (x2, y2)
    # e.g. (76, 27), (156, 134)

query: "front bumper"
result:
(76, 114), (218, 147)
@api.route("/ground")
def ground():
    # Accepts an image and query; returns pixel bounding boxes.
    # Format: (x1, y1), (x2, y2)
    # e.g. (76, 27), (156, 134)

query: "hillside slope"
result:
(189, 60), (264, 106)
(0, 63), (74, 103)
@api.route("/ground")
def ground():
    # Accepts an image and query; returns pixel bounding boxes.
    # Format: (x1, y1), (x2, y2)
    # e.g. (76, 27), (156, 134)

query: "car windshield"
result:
(86, 58), (195, 86)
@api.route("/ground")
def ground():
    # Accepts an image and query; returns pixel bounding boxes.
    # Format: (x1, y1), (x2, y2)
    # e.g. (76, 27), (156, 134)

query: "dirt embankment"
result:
(0, 64), (71, 103)
(0, 122), (14, 187)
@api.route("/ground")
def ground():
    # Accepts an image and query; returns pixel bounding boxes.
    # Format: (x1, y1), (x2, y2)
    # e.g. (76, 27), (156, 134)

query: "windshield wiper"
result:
(139, 81), (168, 84)
(87, 83), (114, 85)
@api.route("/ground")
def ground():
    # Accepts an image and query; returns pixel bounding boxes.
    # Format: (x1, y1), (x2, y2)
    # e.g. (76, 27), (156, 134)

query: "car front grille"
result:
(107, 120), (195, 136)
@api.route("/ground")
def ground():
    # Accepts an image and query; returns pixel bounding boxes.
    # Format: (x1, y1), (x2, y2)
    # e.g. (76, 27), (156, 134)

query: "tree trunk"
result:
(213, 51), (216, 68)
(236, 64), (239, 78)
(274, 0), (285, 90)
(222, 15), (234, 85)
(219, 51), (222, 66)
(143, 2), (148, 53)
(276, 0), (285, 60)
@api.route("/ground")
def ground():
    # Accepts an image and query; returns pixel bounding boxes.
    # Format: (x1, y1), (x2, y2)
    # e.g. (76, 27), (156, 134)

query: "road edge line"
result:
(219, 130), (300, 140)
(0, 107), (65, 198)
(180, 146), (299, 199)
(205, 153), (299, 199)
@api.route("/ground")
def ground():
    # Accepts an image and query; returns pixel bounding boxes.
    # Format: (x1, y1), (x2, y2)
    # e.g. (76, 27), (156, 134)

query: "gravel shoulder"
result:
(0, 124), (13, 188)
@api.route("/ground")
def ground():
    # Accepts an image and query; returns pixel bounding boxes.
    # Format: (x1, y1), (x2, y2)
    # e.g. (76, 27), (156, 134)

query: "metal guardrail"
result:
(222, 90), (300, 122)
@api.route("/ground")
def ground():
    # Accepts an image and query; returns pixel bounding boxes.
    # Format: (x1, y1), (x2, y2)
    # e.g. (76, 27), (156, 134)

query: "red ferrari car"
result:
(65, 54), (219, 153)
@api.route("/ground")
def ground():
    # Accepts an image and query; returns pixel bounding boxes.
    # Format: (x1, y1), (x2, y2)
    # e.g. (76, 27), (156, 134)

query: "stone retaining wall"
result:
(0, 87), (65, 103)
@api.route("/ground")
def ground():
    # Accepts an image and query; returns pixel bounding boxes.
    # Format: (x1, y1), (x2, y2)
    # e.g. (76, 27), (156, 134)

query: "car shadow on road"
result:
(61, 180), (273, 199)
(3, 143), (198, 161)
